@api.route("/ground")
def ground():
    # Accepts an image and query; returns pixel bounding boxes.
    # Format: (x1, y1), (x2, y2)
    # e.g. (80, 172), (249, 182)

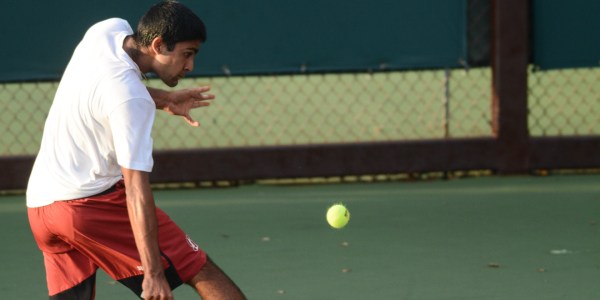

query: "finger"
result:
(183, 115), (200, 127)
(197, 93), (216, 101)
(192, 101), (211, 109)
(197, 85), (211, 91)
(190, 86), (211, 94)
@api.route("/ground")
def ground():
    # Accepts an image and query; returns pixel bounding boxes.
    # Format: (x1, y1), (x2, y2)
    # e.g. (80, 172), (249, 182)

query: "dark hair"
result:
(134, 0), (206, 51)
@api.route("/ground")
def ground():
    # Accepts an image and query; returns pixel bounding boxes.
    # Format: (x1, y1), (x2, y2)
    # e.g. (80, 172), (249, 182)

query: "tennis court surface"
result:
(2, 174), (600, 299)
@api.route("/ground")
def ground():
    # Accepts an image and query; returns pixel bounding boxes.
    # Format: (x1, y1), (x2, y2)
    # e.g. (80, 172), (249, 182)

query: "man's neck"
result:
(122, 36), (151, 73)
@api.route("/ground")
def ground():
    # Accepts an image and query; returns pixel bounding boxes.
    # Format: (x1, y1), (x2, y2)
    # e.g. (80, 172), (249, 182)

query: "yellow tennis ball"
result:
(326, 204), (350, 229)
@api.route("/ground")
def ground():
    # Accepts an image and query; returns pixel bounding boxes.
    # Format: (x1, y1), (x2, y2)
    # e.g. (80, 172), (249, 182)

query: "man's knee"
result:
(187, 257), (246, 300)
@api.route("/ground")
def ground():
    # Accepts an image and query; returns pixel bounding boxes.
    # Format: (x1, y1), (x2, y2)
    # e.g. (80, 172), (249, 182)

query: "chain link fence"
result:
(1, 68), (494, 156)
(1, 66), (598, 157)
(529, 67), (600, 136)
(0, 68), (600, 156)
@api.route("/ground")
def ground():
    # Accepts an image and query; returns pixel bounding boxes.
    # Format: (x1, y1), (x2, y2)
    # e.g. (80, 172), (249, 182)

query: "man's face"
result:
(153, 40), (201, 87)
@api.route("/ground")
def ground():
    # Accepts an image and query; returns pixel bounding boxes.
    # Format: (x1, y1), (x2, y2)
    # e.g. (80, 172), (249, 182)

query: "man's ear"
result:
(150, 37), (165, 55)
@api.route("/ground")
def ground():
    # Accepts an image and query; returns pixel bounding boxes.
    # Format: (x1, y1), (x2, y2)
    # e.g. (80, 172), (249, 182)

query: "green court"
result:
(2, 174), (600, 299)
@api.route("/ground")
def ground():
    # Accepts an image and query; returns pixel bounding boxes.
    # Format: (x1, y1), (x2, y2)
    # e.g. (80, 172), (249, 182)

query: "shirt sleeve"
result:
(108, 98), (155, 172)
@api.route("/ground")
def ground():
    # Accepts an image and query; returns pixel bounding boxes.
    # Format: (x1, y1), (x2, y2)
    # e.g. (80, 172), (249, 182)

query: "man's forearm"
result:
(147, 87), (170, 110)
(122, 168), (164, 276)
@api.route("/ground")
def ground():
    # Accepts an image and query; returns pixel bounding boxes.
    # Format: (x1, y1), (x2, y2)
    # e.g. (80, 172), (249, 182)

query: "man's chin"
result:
(163, 79), (179, 88)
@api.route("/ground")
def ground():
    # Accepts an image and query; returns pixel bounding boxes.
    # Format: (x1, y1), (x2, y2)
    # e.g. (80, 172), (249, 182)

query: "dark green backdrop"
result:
(531, 0), (600, 70)
(3, 0), (597, 82)
(2, 0), (467, 81)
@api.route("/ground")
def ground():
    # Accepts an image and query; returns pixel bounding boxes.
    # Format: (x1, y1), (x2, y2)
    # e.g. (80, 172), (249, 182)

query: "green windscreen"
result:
(1, 0), (467, 81)
(531, 0), (600, 69)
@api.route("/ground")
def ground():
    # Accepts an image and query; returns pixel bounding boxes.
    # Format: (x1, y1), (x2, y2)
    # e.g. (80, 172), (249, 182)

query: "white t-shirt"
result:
(26, 18), (155, 207)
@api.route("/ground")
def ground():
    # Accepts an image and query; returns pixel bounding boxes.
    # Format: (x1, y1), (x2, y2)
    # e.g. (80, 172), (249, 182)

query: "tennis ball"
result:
(326, 203), (350, 229)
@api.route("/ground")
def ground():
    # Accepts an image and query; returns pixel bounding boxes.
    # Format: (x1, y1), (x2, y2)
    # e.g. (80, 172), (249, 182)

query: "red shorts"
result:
(27, 181), (207, 298)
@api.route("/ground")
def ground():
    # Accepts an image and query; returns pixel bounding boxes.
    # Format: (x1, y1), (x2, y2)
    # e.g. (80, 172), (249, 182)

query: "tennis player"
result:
(26, 1), (246, 299)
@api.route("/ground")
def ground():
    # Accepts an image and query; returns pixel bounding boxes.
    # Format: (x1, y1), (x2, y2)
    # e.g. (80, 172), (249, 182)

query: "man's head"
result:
(133, 1), (207, 87)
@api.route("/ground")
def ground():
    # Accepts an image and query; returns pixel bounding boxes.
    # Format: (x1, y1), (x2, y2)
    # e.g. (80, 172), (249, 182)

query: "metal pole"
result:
(491, 0), (530, 174)
(443, 68), (451, 139)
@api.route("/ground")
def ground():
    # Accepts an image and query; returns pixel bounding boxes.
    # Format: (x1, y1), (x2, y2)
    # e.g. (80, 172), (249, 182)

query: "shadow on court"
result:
(2, 175), (600, 299)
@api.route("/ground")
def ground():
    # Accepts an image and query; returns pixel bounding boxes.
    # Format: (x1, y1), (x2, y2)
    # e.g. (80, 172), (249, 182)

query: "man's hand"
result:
(141, 272), (173, 300)
(148, 86), (215, 127)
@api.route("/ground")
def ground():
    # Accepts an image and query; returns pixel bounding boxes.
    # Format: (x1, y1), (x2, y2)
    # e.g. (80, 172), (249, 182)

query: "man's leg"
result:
(28, 206), (98, 299)
(49, 271), (96, 300)
(187, 256), (246, 300)
(42, 249), (98, 299)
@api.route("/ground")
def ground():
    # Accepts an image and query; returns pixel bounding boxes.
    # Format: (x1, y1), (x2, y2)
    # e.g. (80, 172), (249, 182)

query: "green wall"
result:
(1, 0), (467, 81)
(531, 0), (600, 69)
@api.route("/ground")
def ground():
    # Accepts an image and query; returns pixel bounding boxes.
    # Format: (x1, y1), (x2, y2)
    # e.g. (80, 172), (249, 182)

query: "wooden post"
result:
(491, 0), (530, 174)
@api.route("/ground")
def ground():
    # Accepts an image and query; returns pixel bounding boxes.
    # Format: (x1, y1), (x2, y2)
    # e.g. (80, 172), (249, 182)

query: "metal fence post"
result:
(491, 0), (530, 174)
